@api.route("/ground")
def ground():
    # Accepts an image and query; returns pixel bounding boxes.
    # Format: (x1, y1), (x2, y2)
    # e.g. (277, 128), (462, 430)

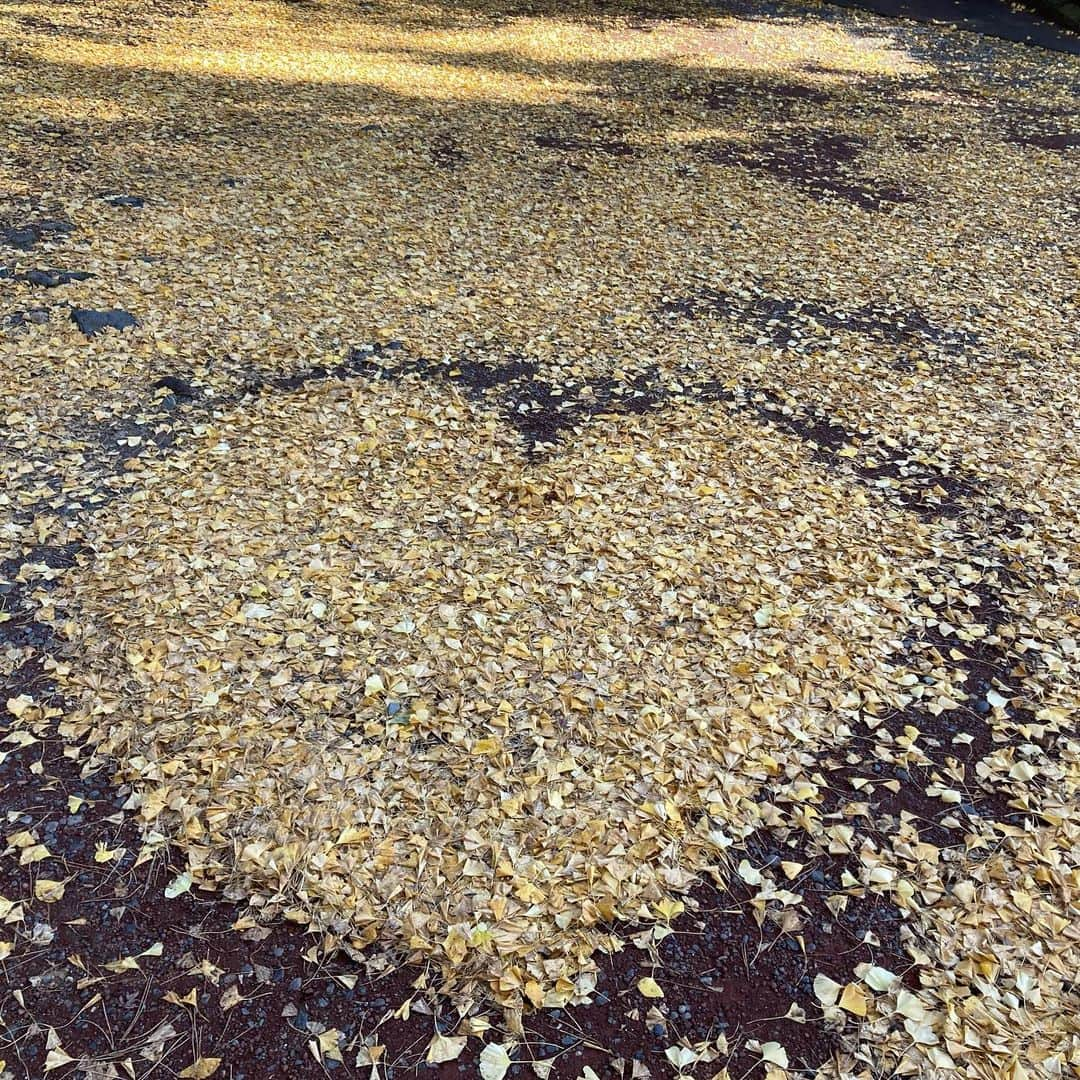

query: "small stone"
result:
(2, 227), (38, 249)
(153, 375), (196, 398)
(3, 221), (73, 249)
(24, 269), (93, 288)
(72, 307), (138, 336)
(103, 194), (144, 207)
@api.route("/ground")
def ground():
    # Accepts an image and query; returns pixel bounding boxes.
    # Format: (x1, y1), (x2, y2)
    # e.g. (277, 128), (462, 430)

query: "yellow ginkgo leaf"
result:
(839, 982), (868, 1017)
(34, 879), (66, 903)
(179, 1057), (222, 1079)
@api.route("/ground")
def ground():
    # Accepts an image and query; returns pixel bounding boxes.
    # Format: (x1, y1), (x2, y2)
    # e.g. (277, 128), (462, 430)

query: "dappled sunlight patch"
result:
(10, 0), (926, 110)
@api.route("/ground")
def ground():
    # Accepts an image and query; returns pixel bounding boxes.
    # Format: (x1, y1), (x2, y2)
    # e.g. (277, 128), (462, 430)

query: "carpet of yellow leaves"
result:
(2, 0), (1078, 1076)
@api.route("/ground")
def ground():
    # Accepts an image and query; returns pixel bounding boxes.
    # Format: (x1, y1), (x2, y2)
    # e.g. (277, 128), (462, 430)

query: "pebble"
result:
(71, 307), (138, 336)
(24, 269), (93, 288)
(153, 375), (197, 398)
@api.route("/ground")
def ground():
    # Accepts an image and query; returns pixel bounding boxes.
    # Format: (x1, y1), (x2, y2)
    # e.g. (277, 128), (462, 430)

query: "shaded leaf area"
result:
(681, 67), (1079, 174)
(702, 130), (915, 211)
(822, 0), (1080, 52)
(342, 346), (983, 521)
(659, 285), (980, 363)
(1003, 116), (1080, 150)
(533, 133), (637, 157)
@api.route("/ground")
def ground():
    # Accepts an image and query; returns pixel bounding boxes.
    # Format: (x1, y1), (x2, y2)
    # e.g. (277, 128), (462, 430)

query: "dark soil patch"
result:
(814, 566), (1048, 849)
(430, 135), (466, 168)
(520, 861), (913, 1080)
(152, 374), (198, 399)
(661, 283), (980, 364)
(751, 388), (980, 518)
(343, 345), (982, 519)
